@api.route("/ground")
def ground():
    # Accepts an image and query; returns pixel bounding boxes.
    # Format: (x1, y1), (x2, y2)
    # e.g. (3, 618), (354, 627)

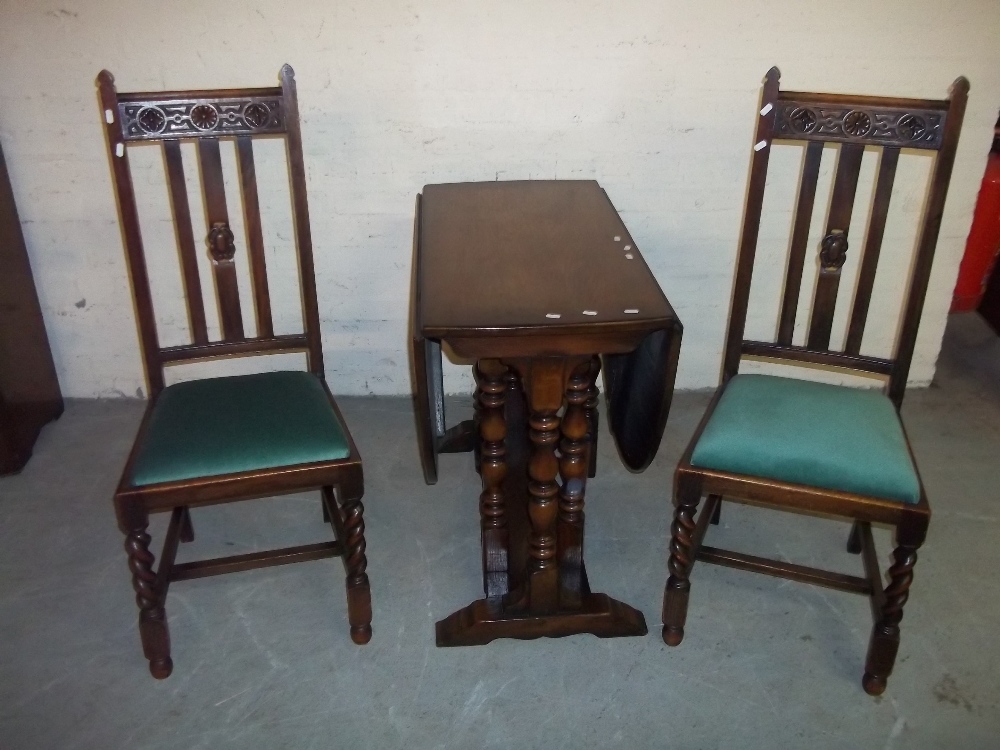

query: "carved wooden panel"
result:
(774, 101), (944, 150)
(118, 97), (285, 141)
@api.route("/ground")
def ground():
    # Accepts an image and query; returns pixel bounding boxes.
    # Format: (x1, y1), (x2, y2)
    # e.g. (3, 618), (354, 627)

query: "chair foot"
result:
(662, 623), (685, 646)
(862, 672), (886, 696)
(846, 520), (862, 554)
(661, 486), (699, 648)
(342, 495), (373, 644)
(863, 543), (918, 696)
(149, 656), (174, 679)
(351, 624), (373, 645)
(125, 525), (172, 679)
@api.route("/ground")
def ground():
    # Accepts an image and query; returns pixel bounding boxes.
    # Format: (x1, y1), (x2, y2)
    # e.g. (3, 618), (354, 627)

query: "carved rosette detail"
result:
(775, 101), (944, 149)
(896, 114), (927, 141)
(119, 98), (285, 140)
(207, 222), (236, 263)
(190, 104), (219, 130)
(843, 110), (872, 137)
(136, 106), (166, 134)
(789, 107), (818, 134)
(819, 230), (849, 272)
(242, 102), (271, 128)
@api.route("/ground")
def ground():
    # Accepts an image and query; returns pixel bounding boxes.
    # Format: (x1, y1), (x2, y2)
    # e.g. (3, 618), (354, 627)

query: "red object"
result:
(952, 153), (1000, 312)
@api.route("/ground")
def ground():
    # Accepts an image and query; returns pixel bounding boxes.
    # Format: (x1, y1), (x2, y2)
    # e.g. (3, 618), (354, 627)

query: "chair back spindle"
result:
(97, 65), (323, 398)
(725, 67), (968, 407)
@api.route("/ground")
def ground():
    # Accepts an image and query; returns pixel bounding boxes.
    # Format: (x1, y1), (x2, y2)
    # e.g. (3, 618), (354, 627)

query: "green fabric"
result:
(690, 374), (921, 503)
(129, 371), (350, 487)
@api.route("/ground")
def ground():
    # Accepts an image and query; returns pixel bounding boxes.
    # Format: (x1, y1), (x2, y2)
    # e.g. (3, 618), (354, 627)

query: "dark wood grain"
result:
(419, 181), (675, 336)
(98, 66), (370, 678)
(162, 141), (209, 345)
(806, 142), (864, 350)
(197, 137), (244, 341)
(845, 147), (899, 356)
(662, 68), (966, 696)
(415, 179), (680, 645)
(723, 66), (781, 380)
(777, 140), (824, 345)
(236, 136), (274, 338)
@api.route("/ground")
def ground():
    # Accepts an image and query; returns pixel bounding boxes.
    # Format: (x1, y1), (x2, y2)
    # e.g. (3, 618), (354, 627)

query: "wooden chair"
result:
(97, 65), (371, 679)
(661, 68), (968, 695)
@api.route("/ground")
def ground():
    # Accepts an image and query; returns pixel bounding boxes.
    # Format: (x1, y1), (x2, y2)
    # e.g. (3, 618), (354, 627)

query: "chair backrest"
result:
(97, 65), (323, 398)
(723, 67), (968, 407)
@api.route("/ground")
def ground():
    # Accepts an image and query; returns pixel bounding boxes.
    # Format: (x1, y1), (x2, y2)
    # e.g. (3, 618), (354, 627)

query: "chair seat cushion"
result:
(690, 374), (921, 503)
(129, 371), (351, 487)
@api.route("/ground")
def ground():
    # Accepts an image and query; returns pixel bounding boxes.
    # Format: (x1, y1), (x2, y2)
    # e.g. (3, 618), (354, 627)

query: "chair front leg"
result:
(863, 543), (919, 695)
(123, 516), (172, 678)
(661, 476), (701, 646)
(342, 494), (373, 644)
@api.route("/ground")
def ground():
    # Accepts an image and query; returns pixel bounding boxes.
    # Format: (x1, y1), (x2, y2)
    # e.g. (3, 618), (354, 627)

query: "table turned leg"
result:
(558, 359), (593, 608)
(475, 360), (509, 599)
(434, 355), (646, 646)
(585, 355), (601, 479)
(527, 397), (561, 615)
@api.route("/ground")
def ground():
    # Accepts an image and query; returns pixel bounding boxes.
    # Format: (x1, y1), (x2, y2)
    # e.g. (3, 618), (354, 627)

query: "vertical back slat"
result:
(723, 67), (781, 380)
(197, 138), (245, 341)
(844, 147), (900, 356)
(888, 79), (969, 405)
(777, 141), (824, 345)
(236, 136), (274, 338)
(806, 143), (864, 350)
(97, 71), (165, 395)
(163, 141), (209, 345)
(281, 64), (324, 376)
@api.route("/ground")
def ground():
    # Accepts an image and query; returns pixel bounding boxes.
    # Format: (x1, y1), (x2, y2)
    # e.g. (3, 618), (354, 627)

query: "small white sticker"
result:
(760, 103), (773, 116)
(614, 236), (621, 242)
(754, 140), (768, 151)
(105, 109), (114, 124)
(624, 309), (639, 314)
(582, 310), (597, 316)
(624, 245), (631, 251)
(625, 253), (634, 260)
(115, 143), (124, 157)
(545, 313), (561, 319)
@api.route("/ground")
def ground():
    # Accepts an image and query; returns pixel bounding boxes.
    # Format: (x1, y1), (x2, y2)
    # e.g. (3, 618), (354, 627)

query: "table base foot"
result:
(434, 593), (647, 646)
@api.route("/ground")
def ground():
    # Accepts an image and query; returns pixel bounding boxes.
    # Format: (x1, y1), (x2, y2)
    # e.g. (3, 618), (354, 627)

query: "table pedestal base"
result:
(435, 592), (647, 647)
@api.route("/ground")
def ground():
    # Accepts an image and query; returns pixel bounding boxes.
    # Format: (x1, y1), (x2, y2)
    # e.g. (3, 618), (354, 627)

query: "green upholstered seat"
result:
(690, 374), (921, 504)
(129, 371), (350, 487)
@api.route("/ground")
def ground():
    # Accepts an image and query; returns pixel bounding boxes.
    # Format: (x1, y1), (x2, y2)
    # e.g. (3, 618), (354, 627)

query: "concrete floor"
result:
(1, 313), (998, 749)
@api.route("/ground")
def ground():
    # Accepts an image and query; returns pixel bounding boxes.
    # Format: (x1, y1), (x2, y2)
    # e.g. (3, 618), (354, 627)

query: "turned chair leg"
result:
(123, 518), (172, 678)
(863, 543), (919, 695)
(662, 482), (701, 646)
(341, 494), (373, 644)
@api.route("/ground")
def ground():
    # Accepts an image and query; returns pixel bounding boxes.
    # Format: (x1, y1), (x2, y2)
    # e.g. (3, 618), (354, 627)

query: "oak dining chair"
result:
(661, 67), (967, 694)
(97, 65), (371, 678)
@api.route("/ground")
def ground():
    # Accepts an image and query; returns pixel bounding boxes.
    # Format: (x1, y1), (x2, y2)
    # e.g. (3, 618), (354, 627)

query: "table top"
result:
(416, 180), (677, 339)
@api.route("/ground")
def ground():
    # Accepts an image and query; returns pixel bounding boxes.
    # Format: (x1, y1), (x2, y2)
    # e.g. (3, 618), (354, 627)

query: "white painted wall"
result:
(1, 1), (998, 398)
